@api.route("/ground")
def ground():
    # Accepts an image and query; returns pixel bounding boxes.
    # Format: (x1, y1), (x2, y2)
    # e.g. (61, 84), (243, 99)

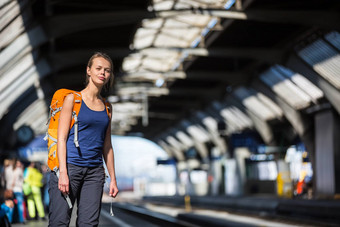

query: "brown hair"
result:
(85, 52), (114, 91)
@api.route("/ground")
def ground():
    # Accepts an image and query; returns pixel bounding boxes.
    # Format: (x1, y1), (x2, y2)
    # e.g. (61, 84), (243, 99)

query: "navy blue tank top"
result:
(66, 100), (110, 167)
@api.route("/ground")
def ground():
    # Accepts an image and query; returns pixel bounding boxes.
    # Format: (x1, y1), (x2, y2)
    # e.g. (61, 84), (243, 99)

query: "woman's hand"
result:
(58, 172), (69, 195)
(109, 181), (119, 198)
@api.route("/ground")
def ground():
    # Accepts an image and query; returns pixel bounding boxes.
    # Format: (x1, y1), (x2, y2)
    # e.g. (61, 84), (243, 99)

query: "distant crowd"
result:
(0, 158), (50, 225)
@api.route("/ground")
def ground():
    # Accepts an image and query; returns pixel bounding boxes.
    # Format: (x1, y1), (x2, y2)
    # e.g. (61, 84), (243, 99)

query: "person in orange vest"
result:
(24, 162), (45, 220)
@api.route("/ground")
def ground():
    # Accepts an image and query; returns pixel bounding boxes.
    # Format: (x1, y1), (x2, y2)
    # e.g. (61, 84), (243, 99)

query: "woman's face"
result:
(87, 57), (112, 87)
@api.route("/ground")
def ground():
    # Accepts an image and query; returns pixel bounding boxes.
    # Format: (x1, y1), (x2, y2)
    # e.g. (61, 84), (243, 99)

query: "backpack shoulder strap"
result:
(71, 91), (82, 112)
(103, 98), (112, 119)
(67, 91), (82, 147)
(69, 91), (82, 129)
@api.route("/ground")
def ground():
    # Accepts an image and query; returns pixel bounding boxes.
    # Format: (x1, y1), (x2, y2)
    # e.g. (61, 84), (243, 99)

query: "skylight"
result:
(298, 36), (340, 90)
(233, 86), (283, 121)
(122, 0), (234, 85)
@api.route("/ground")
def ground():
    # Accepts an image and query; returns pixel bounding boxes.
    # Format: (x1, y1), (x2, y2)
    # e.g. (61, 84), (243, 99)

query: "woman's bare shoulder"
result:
(64, 93), (75, 103)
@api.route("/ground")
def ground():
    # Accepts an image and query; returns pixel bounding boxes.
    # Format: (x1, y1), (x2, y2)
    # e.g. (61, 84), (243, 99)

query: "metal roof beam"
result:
(49, 46), (283, 73)
(122, 70), (249, 84)
(48, 49), (131, 72)
(149, 99), (201, 109)
(185, 71), (248, 84)
(44, 10), (154, 38)
(141, 47), (284, 63)
(169, 86), (223, 98)
(158, 9), (340, 29)
(148, 111), (181, 120)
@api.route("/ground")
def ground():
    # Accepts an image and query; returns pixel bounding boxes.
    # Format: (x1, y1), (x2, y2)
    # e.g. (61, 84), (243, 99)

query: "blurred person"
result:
(1, 159), (12, 188)
(9, 159), (25, 224)
(0, 186), (14, 227)
(24, 162), (45, 220)
(49, 52), (118, 227)
(3, 159), (15, 223)
(3, 159), (13, 189)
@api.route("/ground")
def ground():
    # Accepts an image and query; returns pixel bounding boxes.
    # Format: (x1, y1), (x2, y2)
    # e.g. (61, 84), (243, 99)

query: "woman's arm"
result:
(103, 104), (119, 198)
(57, 94), (74, 195)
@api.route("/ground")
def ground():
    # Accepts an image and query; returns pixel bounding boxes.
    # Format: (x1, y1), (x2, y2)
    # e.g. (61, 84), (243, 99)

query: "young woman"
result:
(49, 52), (119, 227)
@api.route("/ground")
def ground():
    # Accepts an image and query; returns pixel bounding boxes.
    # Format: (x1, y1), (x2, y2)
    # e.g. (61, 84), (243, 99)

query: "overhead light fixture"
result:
(155, 78), (165, 87)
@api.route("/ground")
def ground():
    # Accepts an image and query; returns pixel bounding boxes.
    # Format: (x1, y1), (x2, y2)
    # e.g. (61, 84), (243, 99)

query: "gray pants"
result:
(48, 164), (105, 227)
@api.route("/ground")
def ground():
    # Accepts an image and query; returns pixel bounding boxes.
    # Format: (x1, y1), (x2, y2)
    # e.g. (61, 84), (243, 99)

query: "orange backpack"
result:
(45, 89), (111, 173)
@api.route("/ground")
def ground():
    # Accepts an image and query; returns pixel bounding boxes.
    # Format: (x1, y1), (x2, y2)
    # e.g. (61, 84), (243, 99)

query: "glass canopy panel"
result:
(122, 54), (143, 72)
(229, 106), (253, 128)
(171, 14), (213, 28)
(157, 140), (175, 158)
(256, 92), (283, 117)
(212, 101), (252, 133)
(123, 51), (180, 73)
(260, 67), (312, 110)
(133, 28), (158, 49)
(111, 112), (138, 125)
(186, 124), (210, 143)
(141, 53), (181, 72)
(117, 0), (234, 134)
(233, 87), (282, 121)
(274, 65), (324, 102)
(0, 53), (35, 92)
(0, 66), (37, 119)
(141, 18), (165, 29)
(325, 31), (340, 50)
(153, 0), (230, 10)
(152, 0), (176, 10)
(112, 102), (143, 117)
(219, 109), (238, 132)
(122, 0), (231, 85)
(13, 99), (48, 135)
(166, 135), (185, 151)
(163, 17), (201, 28)
(0, 1), (27, 48)
(166, 136), (185, 161)
(202, 116), (218, 131)
(176, 130), (194, 148)
(220, 105), (252, 133)
(298, 38), (340, 89)
(154, 27), (201, 48)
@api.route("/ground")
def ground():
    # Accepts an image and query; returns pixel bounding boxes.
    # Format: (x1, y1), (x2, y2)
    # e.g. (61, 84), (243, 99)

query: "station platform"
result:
(11, 193), (340, 227)
(143, 194), (340, 226)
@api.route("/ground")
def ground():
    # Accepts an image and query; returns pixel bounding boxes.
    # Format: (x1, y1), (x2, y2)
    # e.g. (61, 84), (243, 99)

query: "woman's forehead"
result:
(92, 57), (111, 67)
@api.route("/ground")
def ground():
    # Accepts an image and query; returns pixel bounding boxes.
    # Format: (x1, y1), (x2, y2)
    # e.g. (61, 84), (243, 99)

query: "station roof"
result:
(1, 0), (340, 152)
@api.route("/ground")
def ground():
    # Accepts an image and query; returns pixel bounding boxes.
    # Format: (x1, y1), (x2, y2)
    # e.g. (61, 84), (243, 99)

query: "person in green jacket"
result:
(24, 162), (45, 220)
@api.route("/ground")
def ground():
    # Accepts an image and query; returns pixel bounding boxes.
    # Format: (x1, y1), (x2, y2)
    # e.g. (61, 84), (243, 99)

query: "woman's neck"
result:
(82, 83), (102, 100)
